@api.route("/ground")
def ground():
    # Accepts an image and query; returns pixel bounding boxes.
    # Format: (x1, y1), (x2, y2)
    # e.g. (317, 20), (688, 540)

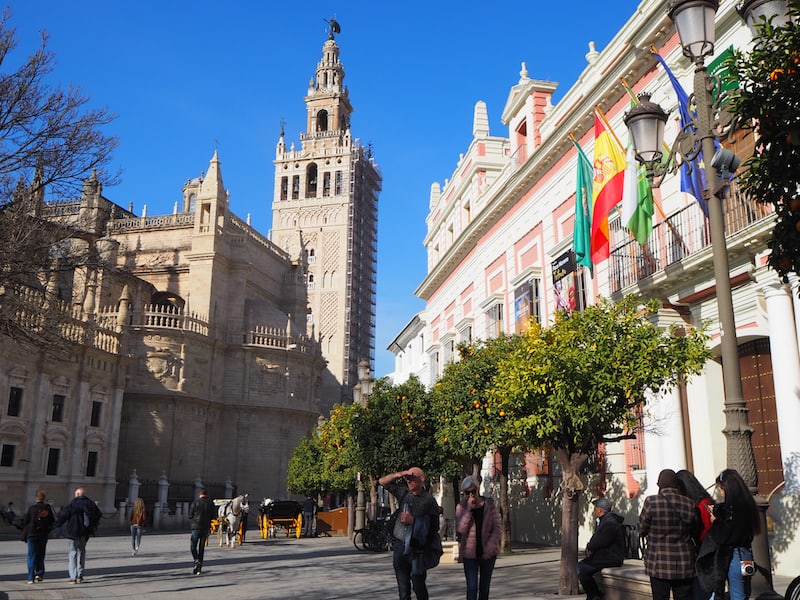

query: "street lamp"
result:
(624, 0), (788, 597)
(737, 0), (793, 36)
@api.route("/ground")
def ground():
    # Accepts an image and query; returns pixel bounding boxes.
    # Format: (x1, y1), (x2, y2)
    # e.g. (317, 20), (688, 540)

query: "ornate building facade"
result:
(390, 0), (799, 576)
(0, 155), (325, 510)
(271, 26), (381, 411)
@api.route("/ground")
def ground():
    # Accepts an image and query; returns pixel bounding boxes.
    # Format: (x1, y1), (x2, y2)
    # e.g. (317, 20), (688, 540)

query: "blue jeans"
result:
(724, 547), (753, 600)
(463, 556), (497, 600)
(131, 524), (142, 550)
(27, 536), (48, 580)
(392, 541), (428, 600)
(190, 529), (208, 565)
(67, 537), (88, 580)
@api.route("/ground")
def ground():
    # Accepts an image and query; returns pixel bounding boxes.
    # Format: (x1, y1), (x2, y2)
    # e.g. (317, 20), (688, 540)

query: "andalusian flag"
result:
(622, 143), (655, 244)
(591, 115), (626, 264)
(571, 139), (594, 276)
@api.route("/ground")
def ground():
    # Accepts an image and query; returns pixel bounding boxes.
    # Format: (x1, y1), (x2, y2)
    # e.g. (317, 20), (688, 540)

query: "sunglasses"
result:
(404, 475), (418, 481)
(463, 489), (478, 496)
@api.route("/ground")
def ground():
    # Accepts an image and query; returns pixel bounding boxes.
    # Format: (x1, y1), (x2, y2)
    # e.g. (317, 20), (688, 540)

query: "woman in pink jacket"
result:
(456, 476), (501, 600)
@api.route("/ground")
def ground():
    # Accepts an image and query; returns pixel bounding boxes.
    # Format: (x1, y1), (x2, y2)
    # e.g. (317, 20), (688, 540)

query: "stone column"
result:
(761, 276), (800, 492)
(642, 388), (687, 496)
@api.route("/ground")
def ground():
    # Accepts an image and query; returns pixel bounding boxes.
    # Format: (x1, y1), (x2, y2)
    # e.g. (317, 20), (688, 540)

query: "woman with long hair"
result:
(129, 498), (147, 555)
(696, 469), (760, 600)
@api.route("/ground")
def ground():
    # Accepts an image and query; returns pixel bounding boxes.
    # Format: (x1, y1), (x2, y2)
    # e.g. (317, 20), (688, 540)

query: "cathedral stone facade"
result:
(0, 24), (377, 511)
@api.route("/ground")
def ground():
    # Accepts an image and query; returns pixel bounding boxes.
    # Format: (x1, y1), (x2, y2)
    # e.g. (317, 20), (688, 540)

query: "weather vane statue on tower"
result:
(326, 17), (341, 40)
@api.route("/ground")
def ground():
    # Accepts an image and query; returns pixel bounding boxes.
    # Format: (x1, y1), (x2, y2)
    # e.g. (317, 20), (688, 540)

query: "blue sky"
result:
(9, 0), (641, 377)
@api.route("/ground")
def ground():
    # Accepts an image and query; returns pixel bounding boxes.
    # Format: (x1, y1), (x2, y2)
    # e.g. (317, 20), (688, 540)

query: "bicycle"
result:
(786, 575), (800, 600)
(353, 518), (391, 552)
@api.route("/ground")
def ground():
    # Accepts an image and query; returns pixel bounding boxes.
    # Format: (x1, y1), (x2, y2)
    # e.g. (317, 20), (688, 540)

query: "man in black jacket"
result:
(578, 497), (625, 600)
(54, 487), (102, 584)
(189, 488), (217, 575)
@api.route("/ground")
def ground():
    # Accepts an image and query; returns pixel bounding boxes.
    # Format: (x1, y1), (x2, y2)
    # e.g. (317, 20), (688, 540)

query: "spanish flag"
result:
(590, 114), (626, 264)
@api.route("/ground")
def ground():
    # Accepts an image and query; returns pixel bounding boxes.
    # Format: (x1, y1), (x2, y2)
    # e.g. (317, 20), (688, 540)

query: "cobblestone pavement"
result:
(0, 529), (581, 600)
(0, 528), (794, 599)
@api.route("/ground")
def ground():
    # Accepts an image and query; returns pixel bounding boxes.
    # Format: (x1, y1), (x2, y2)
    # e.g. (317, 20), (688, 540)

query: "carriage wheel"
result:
(295, 515), (302, 538)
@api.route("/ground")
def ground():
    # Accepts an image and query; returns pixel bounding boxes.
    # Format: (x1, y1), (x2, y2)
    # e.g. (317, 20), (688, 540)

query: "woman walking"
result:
(696, 469), (760, 600)
(129, 498), (147, 555)
(456, 476), (501, 600)
(21, 490), (55, 584)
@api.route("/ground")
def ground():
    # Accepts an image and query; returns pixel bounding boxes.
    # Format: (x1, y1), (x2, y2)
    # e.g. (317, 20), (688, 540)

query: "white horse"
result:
(218, 494), (249, 548)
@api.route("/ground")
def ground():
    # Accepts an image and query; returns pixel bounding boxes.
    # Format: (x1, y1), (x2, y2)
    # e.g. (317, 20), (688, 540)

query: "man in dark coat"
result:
(638, 469), (698, 600)
(53, 487), (102, 584)
(578, 497), (625, 600)
(188, 488), (217, 575)
(378, 467), (441, 600)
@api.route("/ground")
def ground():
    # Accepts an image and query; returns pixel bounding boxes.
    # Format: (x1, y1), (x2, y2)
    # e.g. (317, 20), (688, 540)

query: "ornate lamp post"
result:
(624, 0), (789, 597)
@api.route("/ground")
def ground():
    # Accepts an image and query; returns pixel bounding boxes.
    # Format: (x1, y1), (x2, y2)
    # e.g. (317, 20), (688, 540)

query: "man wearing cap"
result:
(188, 488), (216, 575)
(378, 467), (440, 600)
(577, 497), (625, 600)
(638, 468), (698, 600)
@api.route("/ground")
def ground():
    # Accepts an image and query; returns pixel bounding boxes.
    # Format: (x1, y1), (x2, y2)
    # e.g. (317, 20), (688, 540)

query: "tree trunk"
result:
(557, 449), (589, 596)
(497, 447), (512, 553)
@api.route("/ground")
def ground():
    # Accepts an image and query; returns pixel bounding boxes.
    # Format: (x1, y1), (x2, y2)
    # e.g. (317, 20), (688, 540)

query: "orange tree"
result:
(725, 1), (800, 277)
(430, 335), (525, 552)
(350, 375), (449, 510)
(286, 434), (326, 498)
(493, 296), (710, 595)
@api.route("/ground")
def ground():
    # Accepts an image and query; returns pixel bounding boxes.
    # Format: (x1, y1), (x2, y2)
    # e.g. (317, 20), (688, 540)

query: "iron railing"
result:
(608, 180), (774, 293)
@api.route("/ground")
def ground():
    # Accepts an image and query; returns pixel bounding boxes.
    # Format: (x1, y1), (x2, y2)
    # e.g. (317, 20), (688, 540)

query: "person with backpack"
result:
(21, 490), (55, 584)
(54, 487), (102, 584)
(378, 466), (441, 600)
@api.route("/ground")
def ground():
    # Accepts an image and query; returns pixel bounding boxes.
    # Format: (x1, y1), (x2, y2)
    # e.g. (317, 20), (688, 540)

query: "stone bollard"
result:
(118, 501), (128, 528)
(153, 502), (162, 530)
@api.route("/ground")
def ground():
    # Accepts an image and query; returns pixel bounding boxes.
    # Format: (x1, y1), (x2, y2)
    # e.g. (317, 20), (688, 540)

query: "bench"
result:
(597, 561), (651, 600)
(441, 540), (459, 564)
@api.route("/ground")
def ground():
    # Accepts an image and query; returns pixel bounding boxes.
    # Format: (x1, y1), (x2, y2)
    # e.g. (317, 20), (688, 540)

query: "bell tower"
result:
(271, 20), (381, 412)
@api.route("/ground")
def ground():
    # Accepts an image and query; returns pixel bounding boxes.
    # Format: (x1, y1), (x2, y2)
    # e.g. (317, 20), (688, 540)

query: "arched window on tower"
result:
(306, 164), (318, 198)
(316, 110), (329, 132)
(292, 175), (300, 200)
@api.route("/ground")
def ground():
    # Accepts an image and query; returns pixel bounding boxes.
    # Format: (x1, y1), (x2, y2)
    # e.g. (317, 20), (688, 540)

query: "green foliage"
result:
(316, 402), (362, 493)
(725, 4), (800, 278)
(286, 436), (325, 496)
(352, 376), (449, 479)
(493, 296), (710, 458)
(430, 336), (524, 468)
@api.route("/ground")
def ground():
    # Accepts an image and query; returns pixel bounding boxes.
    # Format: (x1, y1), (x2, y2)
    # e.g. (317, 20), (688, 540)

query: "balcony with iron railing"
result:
(608, 180), (775, 296)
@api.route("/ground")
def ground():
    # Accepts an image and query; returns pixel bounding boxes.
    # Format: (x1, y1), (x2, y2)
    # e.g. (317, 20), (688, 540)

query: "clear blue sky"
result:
(9, 0), (641, 377)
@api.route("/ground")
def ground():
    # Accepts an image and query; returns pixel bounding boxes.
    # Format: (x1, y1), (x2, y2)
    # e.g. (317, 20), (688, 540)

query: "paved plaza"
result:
(1, 527), (795, 599)
(0, 527), (582, 600)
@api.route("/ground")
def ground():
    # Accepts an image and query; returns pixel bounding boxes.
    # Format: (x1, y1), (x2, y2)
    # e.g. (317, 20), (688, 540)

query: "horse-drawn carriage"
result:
(209, 495), (248, 547)
(257, 499), (303, 539)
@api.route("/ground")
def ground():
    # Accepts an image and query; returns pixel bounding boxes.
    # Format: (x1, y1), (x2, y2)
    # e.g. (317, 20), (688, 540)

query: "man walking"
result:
(578, 497), (625, 600)
(302, 495), (316, 538)
(189, 488), (216, 575)
(378, 467), (440, 600)
(54, 487), (102, 584)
